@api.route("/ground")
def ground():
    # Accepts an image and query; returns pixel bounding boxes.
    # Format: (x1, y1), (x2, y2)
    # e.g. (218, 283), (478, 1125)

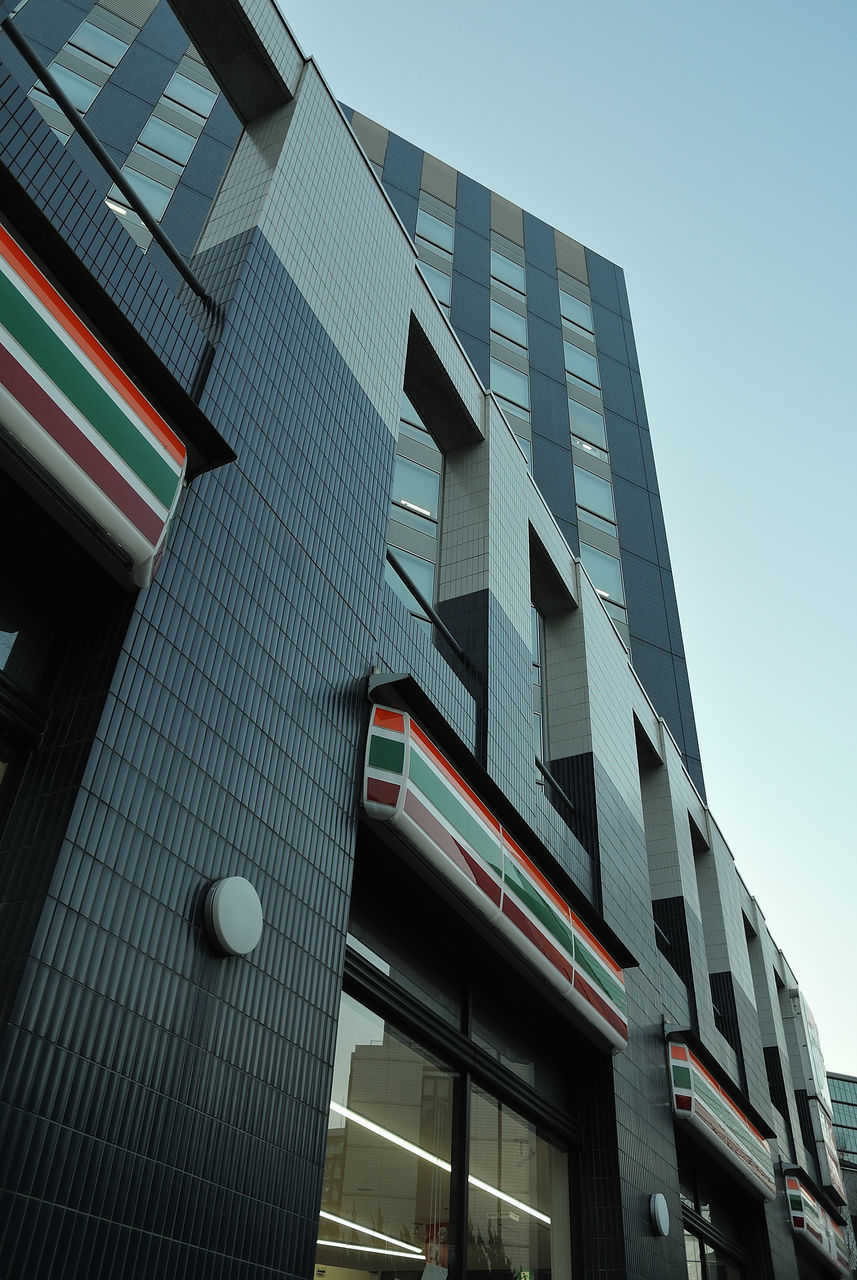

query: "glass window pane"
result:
(491, 250), (525, 293)
(386, 548), (435, 619)
(684, 1231), (704, 1280)
(138, 116), (196, 164)
(490, 358), (530, 411)
(573, 466), (615, 522)
(491, 300), (528, 349)
(568, 399), (607, 449)
(116, 167), (173, 219)
(560, 290), (593, 333)
(579, 543), (625, 604)
(468, 1086), (568, 1280)
(317, 994), (457, 1280)
(419, 261), (452, 307)
(564, 341), (600, 388)
(391, 457), (440, 531)
(164, 71), (217, 118)
(417, 209), (455, 255)
(70, 21), (128, 68)
(44, 64), (100, 112)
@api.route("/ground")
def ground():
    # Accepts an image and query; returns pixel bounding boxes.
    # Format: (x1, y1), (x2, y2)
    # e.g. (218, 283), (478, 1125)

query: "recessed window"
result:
(385, 548), (436, 630)
(68, 20), (130, 71)
(490, 299), (528, 351)
(490, 357), (530, 422)
(560, 290), (593, 335)
(108, 167), (173, 220)
(163, 71), (217, 121)
(35, 64), (100, 113)
(418, 261), (452, 309)
(569, 399), (608, 454)
(574, 466), (615, 529)
(391, 457), (440, 533)
(416, 209), (454, 259)
(580, 542), (625, 605)
(138, 116), (197, 167)
(564, 341), (600, 394)
(490, 249), (525, 294)
(531, 604), (547, 759)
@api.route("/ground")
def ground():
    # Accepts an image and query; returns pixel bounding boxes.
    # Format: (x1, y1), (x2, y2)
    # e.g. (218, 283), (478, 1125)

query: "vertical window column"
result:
(27, 7), (136, 142)
(385, 392), (443, 634)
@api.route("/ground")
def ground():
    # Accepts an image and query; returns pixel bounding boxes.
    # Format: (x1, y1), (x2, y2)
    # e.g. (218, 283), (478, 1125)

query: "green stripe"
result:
(694, 1070), (772, 1174)
(0, 270), (178, 506)
(574, 933), (627, 1013)
(502, 855), (576, 955)
(368, 734), (405, 774)
(672, 1065), (692, 1089)
(409, 749), (503, 876)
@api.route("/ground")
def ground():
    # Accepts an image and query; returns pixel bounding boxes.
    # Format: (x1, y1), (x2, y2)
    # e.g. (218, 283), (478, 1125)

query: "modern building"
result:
(0, 1), (850, 1277)
(828, 1074), (857, 1270)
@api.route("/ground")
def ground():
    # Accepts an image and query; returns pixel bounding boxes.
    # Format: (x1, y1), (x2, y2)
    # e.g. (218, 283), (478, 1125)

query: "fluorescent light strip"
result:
(319, 1211), (423, 1254)
(328, 1101), (551, 1225)
(318, 1240), (424, 1259)
(467, 1175), (551, 1225)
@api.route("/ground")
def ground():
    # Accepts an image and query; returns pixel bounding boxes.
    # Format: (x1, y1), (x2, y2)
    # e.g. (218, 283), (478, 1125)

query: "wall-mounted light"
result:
(204, 876), (263, 956)
(649, 1193), (670, 1237)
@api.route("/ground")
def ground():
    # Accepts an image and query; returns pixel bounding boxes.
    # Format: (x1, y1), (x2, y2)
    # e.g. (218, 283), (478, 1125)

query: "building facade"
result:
(0, 1), (851, 1277)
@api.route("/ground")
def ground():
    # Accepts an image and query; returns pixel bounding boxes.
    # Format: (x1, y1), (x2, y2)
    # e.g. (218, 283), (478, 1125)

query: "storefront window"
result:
(316, 993), (572, 1280)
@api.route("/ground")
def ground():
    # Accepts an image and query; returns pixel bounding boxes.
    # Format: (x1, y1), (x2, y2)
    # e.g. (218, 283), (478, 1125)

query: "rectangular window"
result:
(138, 116), (197, 166)
(418, 261), (452, 309)
(110, 167), (173, 220)
(163, 70), (218, 120)
(490, 249), (526, 294)
(416, 208), (454, 258)
(560, 289), (593, 334)
(574, 466), (616, 534)
(579, 542), (625, 606)
(531, 604), (547, 759)
(68, 20), (129, 71)
(490, 299), (528, 351)
(564, 341), (600, 394)
(35, 64), (100, 112)
(490, 357), (530, 421)
(385, 548), (436, 633)
(391, 456), (440, 532)
(569, 399), (608, 456)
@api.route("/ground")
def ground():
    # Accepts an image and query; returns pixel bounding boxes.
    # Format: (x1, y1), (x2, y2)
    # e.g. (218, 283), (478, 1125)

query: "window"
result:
(579, 543), (625, 607)
(385, 548), (436, 631)
(137, 116), (197, 167)
(574, 466), (616, 534)
(560, 290), (593, 335)
(490, 249), (525, 294)
(162, 70), (217, 120)
(531, 604), (547, 759)
(33, 64), (100, 113)
(68, 20), (130, 71)
(490, 299), (528, 352)
(569, 399), (608, 459)
(28, 11), (132, 135)
(391, 456), (440, 532)
(418, 261), (452, 309)
(416, 208), (454, 259)
(490, 357), (530, 422)
(109, 168), (173, 220)
(564, 341), (600, 395)
(315, 991), (571, 1280)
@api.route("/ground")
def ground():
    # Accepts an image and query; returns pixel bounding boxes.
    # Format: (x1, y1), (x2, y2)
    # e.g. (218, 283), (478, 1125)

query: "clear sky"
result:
(281, 0), (857, 1069)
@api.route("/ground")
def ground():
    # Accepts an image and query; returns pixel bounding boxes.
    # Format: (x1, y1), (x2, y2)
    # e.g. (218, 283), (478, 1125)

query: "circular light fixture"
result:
(204, 877), (264, 956)
(649, 1192), (670, 1237)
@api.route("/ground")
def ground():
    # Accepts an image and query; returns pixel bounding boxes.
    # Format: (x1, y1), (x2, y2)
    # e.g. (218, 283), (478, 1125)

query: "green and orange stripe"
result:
(0, 224), (186, 585)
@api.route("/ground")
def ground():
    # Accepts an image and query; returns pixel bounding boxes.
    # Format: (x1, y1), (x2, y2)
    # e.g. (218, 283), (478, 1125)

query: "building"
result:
(0, 0), (850, 1277)
(828, 1074), (857, 1270)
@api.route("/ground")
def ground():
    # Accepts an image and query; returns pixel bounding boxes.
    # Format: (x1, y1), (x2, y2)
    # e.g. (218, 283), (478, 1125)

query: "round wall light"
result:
(649, 1192), (670, 1237)
(204, 877), (264, 956)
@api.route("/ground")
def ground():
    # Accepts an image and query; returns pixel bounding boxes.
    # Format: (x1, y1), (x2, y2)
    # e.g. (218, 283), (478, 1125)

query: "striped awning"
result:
(363, 704), (628, 1052)
(0, 224), (187, 586)
(668, 1042), (776, 1200)
(786, 1175), (849, 1274)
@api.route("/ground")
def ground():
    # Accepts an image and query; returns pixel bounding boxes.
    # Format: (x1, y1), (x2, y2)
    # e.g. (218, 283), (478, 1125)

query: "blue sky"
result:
(282, 0), (857, 1068)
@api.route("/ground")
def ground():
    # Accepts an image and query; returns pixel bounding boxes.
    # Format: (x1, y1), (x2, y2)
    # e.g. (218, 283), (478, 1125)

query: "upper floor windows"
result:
(386, 393), (443, 634)
(28, 9), (134, 139)
(416, 208), (454, 260)
(573, 465), (616, 535)
(568, 400), (608, 459)
(490, 299), (528, 353)
(564, 341), (601, 397)
(579, 543), (626, 620)
(418, 262), (452, 311)
(490, 249), (525, 295)
(560, 290), (593, 336)
(391, 456), (440, 533)
(490, 357), (530, 423)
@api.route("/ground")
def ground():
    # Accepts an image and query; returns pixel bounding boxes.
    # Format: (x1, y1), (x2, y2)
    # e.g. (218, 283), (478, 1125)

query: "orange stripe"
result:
(671, 1044), (689, 1061)
(410, 719), (501, 835)
(0, 224), (185, 464)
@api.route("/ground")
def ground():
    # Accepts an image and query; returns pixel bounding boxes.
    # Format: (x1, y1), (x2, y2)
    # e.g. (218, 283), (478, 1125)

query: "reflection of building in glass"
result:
(0, 1), (849, 1277)
(828, 1073), (857, 1270)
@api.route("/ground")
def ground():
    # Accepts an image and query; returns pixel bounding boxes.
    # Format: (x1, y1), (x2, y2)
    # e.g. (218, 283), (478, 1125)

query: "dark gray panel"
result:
(592, 301), (628, 364)
(525, 261), (561, 323)
(455, 170), (490, 233)
(623, 550), (670, 651)
(599, 352), (637, 423)
(530, 365), (569, 445)
(612, 475), (658, 563)
(451, 222), (490, 286)
(584, 247), (621, 314)
(522, 208), (556, 274)
(532, 432), (575, 526)
(382, 131), (422, 237)
(526, 312), (565, 380)
(604, 411), (646, 488)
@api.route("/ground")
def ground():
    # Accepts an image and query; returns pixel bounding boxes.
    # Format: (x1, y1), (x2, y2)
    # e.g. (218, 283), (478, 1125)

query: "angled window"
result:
(574, 466), (616, 535)
(162, 70), (217, 121)
(391, 457), (440, 533)
(416, 209), (454, 259)
(560, 290), (593, 335)
(27, 9), (133, 137)
(579, 543), (625, 607)
(490, 299), (528, 352)
(531, 604), (548, 759)
(490, 249), (525, 295)
(569, 399), (608, 459)
(564, 341), (600, 395)
(418, 261), (452, 310)
(490, 357), (530, 422)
